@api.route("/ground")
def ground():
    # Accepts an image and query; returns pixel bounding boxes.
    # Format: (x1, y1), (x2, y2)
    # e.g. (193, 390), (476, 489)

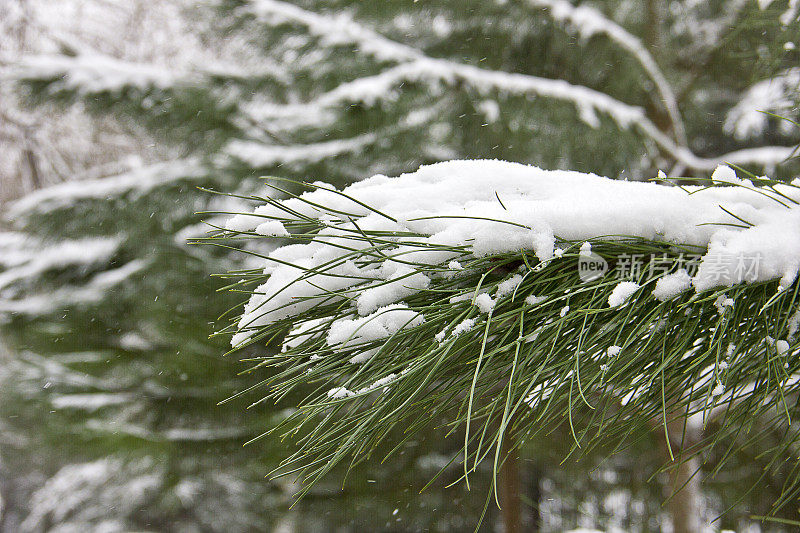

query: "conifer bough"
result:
(217, 159), (800, 516)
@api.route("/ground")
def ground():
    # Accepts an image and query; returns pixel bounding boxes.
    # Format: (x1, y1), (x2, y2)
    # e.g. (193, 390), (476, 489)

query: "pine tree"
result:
(1, 0), (799, 530)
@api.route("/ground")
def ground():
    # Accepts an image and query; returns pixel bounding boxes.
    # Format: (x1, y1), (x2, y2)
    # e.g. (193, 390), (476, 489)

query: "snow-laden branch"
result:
(244, 0), (420, 63)
(221, 157), (800, 505)
(242, 0), (796, 173)
(224, 133), (377, 167)
(527, 0), (687, 145)
(8, 159), (205, 217)
(1, 52), (285, 96)
(245, 58), (795, 172)
(0, 259), (146, 316)
(245, 59), (644, 132)
(638, 121), (797, 172)
(779, 0), (799, 27)
(724, 67), (800, 140)
(244, 1), (643, 128)
(3, 53), (188, 94)
(0, 234), (120, 291)
(226, 160), (800, 345)
(671, 0), (747, 54)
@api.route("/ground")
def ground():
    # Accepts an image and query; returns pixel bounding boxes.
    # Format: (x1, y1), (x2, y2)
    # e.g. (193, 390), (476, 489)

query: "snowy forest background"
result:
(1, 0), (799, 531)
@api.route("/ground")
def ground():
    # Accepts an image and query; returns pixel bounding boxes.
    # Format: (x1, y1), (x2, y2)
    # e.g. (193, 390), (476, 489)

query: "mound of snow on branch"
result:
(228, 160), (800, 347)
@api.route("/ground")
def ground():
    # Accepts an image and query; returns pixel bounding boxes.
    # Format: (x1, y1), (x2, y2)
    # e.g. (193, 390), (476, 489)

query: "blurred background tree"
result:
(0, 0), (798, 531)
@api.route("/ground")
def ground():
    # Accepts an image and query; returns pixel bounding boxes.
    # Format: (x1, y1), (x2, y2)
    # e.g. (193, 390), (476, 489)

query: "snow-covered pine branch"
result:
(225, 160), (800, 345)
(219, 160), (800, 516)
(242, 0), (421, 63)
(2, 54), (189, 95)
(724, 67), (800, 141)
(8, 159), (205, 217)
(241, 0), (797, 173)
(2, 52), (286, 96)
(527, 0), (687, 145)
(0, 259), (146, 316)
(224, 135), (379, 169)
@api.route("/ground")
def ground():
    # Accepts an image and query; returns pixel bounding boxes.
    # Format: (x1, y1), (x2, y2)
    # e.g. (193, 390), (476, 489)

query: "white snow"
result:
(711, 164), (749, 186)
(118, 332), (153, 351)
(652, 269), (692, 301)
(788, 309), (800, 341)
(607, 346), (622, 357)
(530, 0), (686, 143)
(525, 295), (547, 306)
(9, 159), (204, 216)
(495, 274), (524, 298)
(560, 305), (570, 317)
(237, 1), (795, 174)
(713, 295), (734, 315)
(474, 293), (496, 314)
(608, 282), (639, 308)
(327, 387), (355, 399)
(451, 318), (477, 338)
(230, 160), (800, 347)
(0, 236), (119, 291)
(357, 267), (430, 316)
(282, 317), (327, 352)
(357, 373), (398, 394)
(246, 0), (420, 63)
(255, 220), (290, 237)
(776, 339), (790, 355)
(224, 135), (376, 167)
(6, 53), (185, 94)
(51, 393), (134, 411)
(724, 68), (800, 140)
(0, 259), (146, 316)
(525, 371), (573, 407)
(19, 457), (161, 533)
(780, 0), (799, 27)
(326, 304), (424, 363)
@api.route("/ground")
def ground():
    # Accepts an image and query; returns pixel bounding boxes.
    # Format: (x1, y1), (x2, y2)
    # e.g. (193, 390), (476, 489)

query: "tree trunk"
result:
(659, 419), (703, 533)
(527, 464), (541, 532)
(664, 455), (703, 533)
(499, 432), (522, 533)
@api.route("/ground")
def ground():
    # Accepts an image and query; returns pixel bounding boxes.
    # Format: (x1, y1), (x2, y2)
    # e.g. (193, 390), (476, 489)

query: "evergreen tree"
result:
(1, 0), (799, 530)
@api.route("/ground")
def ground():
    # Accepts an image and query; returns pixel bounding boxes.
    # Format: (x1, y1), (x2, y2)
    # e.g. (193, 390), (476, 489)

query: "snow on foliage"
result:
(224, 135), (377, 168)
(0, 235), (119, 291)
(474, 293), (497, 314)
(228, 160), (800, 347)
(245, 0), (420, 63)
(608, 281), (640, 308)
(652, 269), (692, 301)
(529, 0), (686, 143)
(237, 0), (795, 173)
(724, 68), (800, 140)
(9, 159), (205, 216)
(6, 53), (187, 94)
(327, 304), (424, 364)
(0, 260), (146, 316)
(244, 0), (647, 132)
(19, 457), (162, 533)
